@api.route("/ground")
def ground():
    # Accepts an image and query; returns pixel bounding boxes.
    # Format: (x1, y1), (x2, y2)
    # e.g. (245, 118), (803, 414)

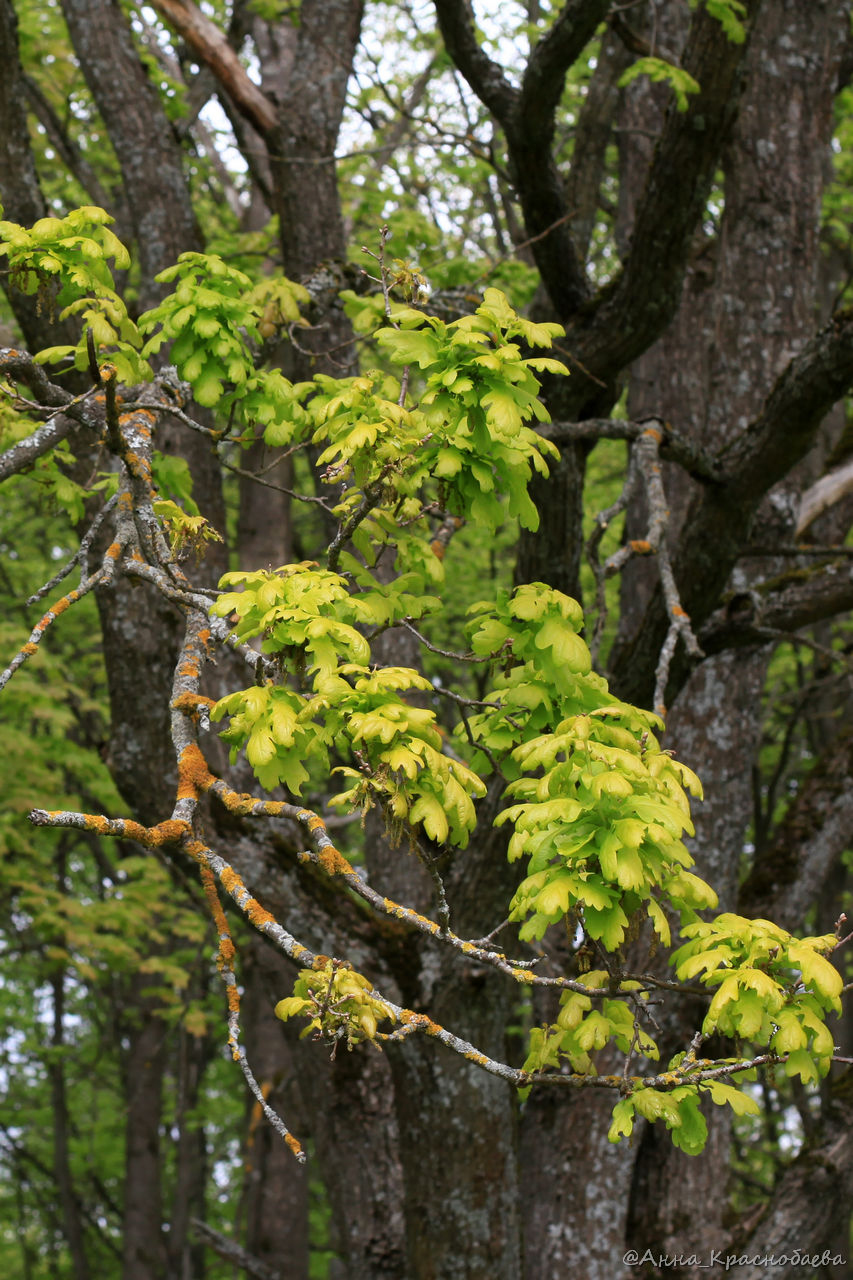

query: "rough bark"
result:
(0, 0), (80, 353)
(727, 1074), (853, 1280)
(241, 938), (310, 1279)
(59, 0), (200, 310)
(519, 1078), (635, 1280)
(385, 802), (523, 1280)
(618, 3), (850, 1271)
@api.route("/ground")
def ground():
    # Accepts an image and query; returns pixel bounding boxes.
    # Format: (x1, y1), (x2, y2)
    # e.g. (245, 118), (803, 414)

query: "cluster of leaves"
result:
(526, 970), (660, 1077)
(618, 58), (700, 113)
(210, 563), (484, 841)
(618, 1), (747, 112)
(673, 915), (843, 1082)
(360, 286), (562, 531)
(443, 583), (844, 1123)
(606, 904), (845, 1154)
(608, 1075), (759, 1157)
(0, 206), (149, 383)
(138, 252), (309, 415)
(206, 286), (571, 839)
(274, 958), (397, 1048)
(459, 583), (709, 947)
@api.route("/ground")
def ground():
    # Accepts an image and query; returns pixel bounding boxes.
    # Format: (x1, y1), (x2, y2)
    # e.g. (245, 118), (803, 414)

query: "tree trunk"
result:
(0, 0), (81, 353)
(240, 937), (310, 1278)
(121, 981), (169, 1280)
(621, 0), (850, 1268)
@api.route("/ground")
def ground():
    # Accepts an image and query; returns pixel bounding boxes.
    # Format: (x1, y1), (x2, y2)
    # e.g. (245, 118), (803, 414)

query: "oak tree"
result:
(1, 2), (852, 1278)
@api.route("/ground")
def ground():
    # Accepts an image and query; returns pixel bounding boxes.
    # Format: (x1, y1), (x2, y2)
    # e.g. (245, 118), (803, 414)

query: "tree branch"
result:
(149, 0), (278, 133)
(563, 28), (633, 262)
(543, 416), (725, 483)
(190, 1219), (282, 1280)
(432, 0), (519, 125)
(561, 0), (761, 410)
(434, 0), (594, 313)
(611, 308), (853, 707)
(796, 454), (853, 534)
(518, 0), (611, 138)
(699, 559), (853, 658)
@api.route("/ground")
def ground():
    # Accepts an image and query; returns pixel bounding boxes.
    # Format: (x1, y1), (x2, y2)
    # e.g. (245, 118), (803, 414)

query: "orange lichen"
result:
(179, 659), (199, 679)
(48, 592), (76, 620)
(147, 819), (190, 845)
(408, 909), (438, 932)
(629, 539), (652, 554)
(219, 866), (243, 895)
(84, 814), (111, 833)
(306, 814), (326, 832)
(671, 605), (687, 618)
(642, 425), (663, 443)
(21, 642), (38, 655)
(200, 863), (230, 931)
(397, 1009), (438, 1035)
(245, 899), (275, 928)
(317, 846), (354, 876)
(121, 821), (149, 842)
(311, 955), (330, 971)
(182, 839), (207, 864)
(230, 794), (260, 816)
(171, 691), (216, 716)
(177, 742), (213, 799)
(105, 541), (122, 560)
(285, 1133), (304, 1157)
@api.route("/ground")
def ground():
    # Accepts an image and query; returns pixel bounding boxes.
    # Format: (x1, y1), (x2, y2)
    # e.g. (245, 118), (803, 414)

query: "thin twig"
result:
(220, 456), (336, 510)
(26, 493), (118, 605)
